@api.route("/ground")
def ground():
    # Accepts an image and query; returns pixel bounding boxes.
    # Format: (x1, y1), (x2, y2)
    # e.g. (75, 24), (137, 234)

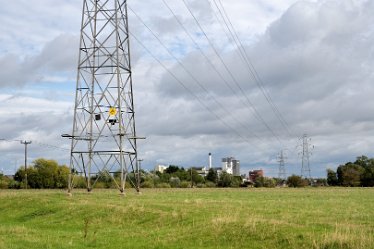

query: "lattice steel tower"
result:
(300, 134), (313, 181)
(67, 0), (140, 194)
(277, 150), (286, 181)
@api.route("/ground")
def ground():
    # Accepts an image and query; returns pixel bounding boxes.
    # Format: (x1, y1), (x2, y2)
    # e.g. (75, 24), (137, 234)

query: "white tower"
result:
(208, 153), (212, 169)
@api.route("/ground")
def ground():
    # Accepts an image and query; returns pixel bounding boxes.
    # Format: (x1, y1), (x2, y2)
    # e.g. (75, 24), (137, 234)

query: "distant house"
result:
(249, 169), (264, 182)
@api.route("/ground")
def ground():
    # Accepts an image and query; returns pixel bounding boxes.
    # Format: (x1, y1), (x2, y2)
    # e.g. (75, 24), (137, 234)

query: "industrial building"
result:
(221, 157), (240, 176)
(154, 154), (242, 177)
(154, 165), (168, 173)
(249, 169), (264, 182)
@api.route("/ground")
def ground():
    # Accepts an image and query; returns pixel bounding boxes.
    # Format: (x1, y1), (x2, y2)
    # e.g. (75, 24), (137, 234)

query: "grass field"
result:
(0, 188), (373, 249)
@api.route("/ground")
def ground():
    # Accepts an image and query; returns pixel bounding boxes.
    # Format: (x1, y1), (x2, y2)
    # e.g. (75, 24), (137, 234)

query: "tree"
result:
(231, 176), (243, 187)
(187, 168), (204, 186)
(15, 167), (38, 188)
(327, 169), (338, 186)
(287, 175), (308, 188)
(0, 173), (11, 189)
(361, 165), (374, 187)
(356, 157), (374, 187)
(217, 172), (232, 187)
(337, 163), (364, 187)
(174, 169), (189, 181)
(14, 158), (70, 189)
(34, 158), (59, 188)
(205, 168), (218, 184)
(254, 177), (276, 188)
(169, 177), (181, 188)
(354, 155), (369, 167)
(165, 165), (180, 174)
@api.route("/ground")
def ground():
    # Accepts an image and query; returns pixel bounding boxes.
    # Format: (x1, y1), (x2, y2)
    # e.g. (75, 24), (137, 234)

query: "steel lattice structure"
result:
(67, 0), (140, 194)
(277, 150), (286, 181)
(300, 134), (313, 181)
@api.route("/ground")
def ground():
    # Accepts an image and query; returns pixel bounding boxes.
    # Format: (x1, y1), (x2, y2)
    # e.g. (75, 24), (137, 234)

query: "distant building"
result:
(154, 165), (168, 173)
(191, 166), (207, 177)
(249, 169), (264, 182)
(5, 175), (14, 180)
(221, 157), (240, 176)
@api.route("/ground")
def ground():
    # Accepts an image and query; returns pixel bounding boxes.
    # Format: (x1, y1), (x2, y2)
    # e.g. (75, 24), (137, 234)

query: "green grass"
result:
(0, 188), (373, 249)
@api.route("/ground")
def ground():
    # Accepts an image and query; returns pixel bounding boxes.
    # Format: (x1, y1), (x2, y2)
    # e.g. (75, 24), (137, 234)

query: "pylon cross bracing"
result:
(68, 0), (140, 194)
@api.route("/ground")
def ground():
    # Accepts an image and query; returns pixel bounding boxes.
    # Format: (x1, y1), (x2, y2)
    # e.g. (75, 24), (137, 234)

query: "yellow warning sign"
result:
(109, 107), (117, 116)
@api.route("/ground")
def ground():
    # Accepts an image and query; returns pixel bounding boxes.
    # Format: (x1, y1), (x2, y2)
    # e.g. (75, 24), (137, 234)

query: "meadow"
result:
(0, 188), (373, 249)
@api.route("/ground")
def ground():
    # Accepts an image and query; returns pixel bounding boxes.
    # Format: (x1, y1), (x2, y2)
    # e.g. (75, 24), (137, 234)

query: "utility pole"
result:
(299, 134), (314, 184)
(136, 159), (143, 192)
(20, 140), (32, 189)
(190, 167), (193, 188)
(277, 150), (287, 182)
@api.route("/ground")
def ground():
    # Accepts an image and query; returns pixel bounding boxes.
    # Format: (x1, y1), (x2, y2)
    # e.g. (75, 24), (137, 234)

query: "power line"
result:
(212, 0), (293, 137)
(160, 0), (270, 143)
(180, 0), (283, 146)
(129, 30), (261, 149)
(129, 5), (264, 143)
(0, 138), (69, 152)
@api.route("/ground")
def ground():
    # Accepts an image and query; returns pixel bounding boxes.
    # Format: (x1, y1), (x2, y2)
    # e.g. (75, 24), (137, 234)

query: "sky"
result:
(0, 0), (373, 178)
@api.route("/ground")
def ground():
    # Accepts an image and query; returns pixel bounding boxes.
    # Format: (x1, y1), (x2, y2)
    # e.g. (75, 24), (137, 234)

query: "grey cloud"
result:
(135, 0), (374, 173)
(33, 34), (79, 72)
(0, 34), (79, 87)
(2, 0), (374, 177)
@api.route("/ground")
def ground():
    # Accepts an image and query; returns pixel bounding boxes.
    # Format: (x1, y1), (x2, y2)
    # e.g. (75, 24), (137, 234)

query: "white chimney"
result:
(209, 153), (212, 169)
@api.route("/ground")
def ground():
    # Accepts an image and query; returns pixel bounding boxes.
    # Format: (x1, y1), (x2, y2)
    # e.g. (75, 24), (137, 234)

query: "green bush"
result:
(196, 183), (205, 188)
(7, 180), (21, 189)
(169, 177), (181, 188)
(156, 183), (171, 188)
(205, 181), (216, 188)
(141, 181), (154, 188)
(254, 177), (276, 188)
(217, 172), (233, 187)
(287, 175), (308, 188)
(14, 159), (69, 189)
(0, 175), (10, 189)
(230, 176), (242, 188)
(180, 181), (190, 188)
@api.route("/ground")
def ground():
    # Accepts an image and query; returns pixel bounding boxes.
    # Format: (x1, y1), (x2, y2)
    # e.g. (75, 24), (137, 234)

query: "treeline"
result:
(139, 167), (327, 188)
(2, 156), (374, 189)
(0, 159), (70, 189)
(142, 166), (243, 188)
(0, 160), (327, 189)
(327, 156), (374, 187)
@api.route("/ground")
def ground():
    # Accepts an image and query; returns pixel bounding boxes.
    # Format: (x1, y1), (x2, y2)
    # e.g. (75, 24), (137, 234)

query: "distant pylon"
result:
(299, 134), (313, 181)
(65, 0), (142, 195)
(277, 150), (286, 180)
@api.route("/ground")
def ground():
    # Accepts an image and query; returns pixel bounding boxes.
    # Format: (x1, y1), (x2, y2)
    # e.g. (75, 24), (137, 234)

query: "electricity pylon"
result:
(299, 134), (313, 182)
(65, 0), (141, 195)
(277, 150), (286, 181)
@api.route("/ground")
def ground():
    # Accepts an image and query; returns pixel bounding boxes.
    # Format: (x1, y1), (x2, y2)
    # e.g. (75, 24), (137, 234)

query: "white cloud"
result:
(1, 0), (374, 178)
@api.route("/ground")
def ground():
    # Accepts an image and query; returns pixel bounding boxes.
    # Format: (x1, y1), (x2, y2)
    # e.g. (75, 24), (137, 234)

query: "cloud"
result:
(1, 0), (374, 178)
(0, 34), (79, 87)
(131, 0), (374, 176)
